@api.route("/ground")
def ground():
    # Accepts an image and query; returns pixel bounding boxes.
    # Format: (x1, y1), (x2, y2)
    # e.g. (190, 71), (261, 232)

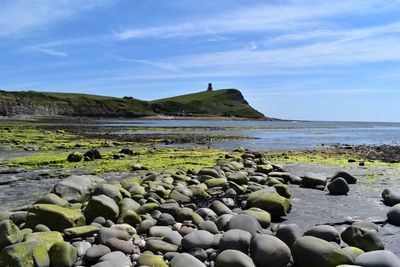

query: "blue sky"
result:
(1, 0), (400, 122)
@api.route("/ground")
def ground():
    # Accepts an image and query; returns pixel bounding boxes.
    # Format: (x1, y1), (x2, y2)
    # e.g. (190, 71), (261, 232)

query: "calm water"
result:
(90, 119), (400, 151)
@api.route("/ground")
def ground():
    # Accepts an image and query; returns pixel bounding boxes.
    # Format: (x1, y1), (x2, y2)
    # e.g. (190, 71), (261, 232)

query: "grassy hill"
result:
(0, 89), (265, 119)
(150, 89), (264, 118)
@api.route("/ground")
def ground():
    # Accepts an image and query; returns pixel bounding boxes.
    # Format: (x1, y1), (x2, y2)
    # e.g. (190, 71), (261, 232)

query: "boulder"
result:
(67, 152), (83, 162)
(387, 203), (400, 225)
(84, 194), (119, 223)
(97, 227), (130, 245)
(301, 173), (327, 189)
(250, 234), (291, 267)
(170, 253), (206, 267)
(106, 238), (135, 254)
(52, 175), (104, 203)
(181, 230), (215, 251)
(341, 225), (384, 251)
(382, 189), (400, 206)
(0, 241), (49, 267)
(332, 171), (357, 184)
(256, 165), (274, 174)
(146, 239), (179, 254)
(215, 249), (256, 267)
(26, 204), (85, 231)
(292, 236), (354, 267)
(93, 251), (132, 267)
(48, 241), (77, 267)
(241, 208), (271, 228)
(226, 214), (263, 237)
(163, 231), (183, 246)
(34, 193), (69, 207)
(0, 220), (23, 250)
(304, 225), (341, 244)
(219, 229), (252, 253)
(83, 244), (111, 263)
(246, 188), (291, 217)
(93, 184), (124, 203)
(355, 250), (400, 267)
(275, 223), (303, 249)
(328, 178), (350, 195)
(227, 172), (249, 185)
(24, 231), (63, 251)
(137, 254), (167, 267)
(83, 149), (102, 160)
(199, 221), (220, 234)
(63, 225), (99, 238)
(117, 209), (141, 226)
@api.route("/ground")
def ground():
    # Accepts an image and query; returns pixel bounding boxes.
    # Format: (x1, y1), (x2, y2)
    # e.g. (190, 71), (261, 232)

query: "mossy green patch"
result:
(26, 204), (85, 232)
(5, 147), (228, 173)
(137, 254), (167, 267)
(0, 124), (108, 151)
(24, 231), (63, 251)
(63, 225), (99, 238)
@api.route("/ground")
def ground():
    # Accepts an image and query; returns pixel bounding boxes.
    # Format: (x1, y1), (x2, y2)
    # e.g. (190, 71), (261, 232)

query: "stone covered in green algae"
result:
(227, 171), (249, 185)
(117, 209), (142, 226)
(26, 204), (85, 232)
(49, 241), (77, 267)
(139, 202), (159, 214)
(205, 178), (228, 188)
(137, 254), (168, 267)
(256, 164), (274, 174)
(121, 177), (143, 187)
(273, 184), (292, 198)
(292, 236), (354, 267)
(189, 183), (209, 198)
(246, 188), (292, 217)
(0, 241), (49, 267)
(24, 231), (64, 251)
(176, 207), (204, 226)
(241, 208), (272, 228)
(67, 152), (83, 162)
(0, 220), (23, 250)
(63, 225), (99, 238)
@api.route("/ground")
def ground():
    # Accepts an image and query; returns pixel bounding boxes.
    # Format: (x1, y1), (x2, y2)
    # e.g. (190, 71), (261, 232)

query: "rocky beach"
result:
(1, 120), (400, 267)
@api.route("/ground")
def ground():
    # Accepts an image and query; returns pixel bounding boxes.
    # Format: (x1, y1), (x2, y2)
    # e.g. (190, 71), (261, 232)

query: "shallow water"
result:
(89, 119), (400, 150)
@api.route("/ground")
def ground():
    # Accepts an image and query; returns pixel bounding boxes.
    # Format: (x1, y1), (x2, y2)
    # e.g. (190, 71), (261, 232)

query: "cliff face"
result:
(0, 91), (153, 117)
(0, 89), (265, 119)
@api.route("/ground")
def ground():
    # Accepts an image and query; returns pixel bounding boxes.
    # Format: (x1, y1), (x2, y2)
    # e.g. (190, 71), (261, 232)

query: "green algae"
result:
(0, 124), (109, 151)
(5, 147), (229, 173)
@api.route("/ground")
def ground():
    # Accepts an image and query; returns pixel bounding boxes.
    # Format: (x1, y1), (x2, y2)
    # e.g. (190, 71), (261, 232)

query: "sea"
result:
(84, 119), (400, 151)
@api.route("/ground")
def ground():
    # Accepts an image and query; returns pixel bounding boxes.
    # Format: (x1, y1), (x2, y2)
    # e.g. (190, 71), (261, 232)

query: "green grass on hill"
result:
(0, 88), (265, 119)
(150, 89), (264, 118)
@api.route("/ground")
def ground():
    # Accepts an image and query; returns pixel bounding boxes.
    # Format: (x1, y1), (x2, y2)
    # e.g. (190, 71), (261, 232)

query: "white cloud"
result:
(30, 47), (68, 57)
(114, 0), (400, 40)
(0, 0), (113, 37)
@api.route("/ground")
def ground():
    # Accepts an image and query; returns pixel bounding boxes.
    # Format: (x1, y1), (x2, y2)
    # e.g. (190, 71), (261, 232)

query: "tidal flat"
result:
(1, 119), (400, 266)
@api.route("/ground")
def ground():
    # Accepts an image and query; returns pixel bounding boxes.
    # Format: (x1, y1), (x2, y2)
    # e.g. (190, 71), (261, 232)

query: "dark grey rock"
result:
(226, 214), (263, 237)
(341, 225), (384, 252)
(215, 249), (255, 267)
(182, 230), (215, 251)
(332, 171), (357, 184)
(327, 178), (349, 195)
(219, 229), (252, 253)
(355, 250), (400, 267)
(84, 244), (111, 263)
(305, 225), (341, 244)
(171, 253), (206, 267)
(275, 223), (303, 249)
(250, 234), (291, 267)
